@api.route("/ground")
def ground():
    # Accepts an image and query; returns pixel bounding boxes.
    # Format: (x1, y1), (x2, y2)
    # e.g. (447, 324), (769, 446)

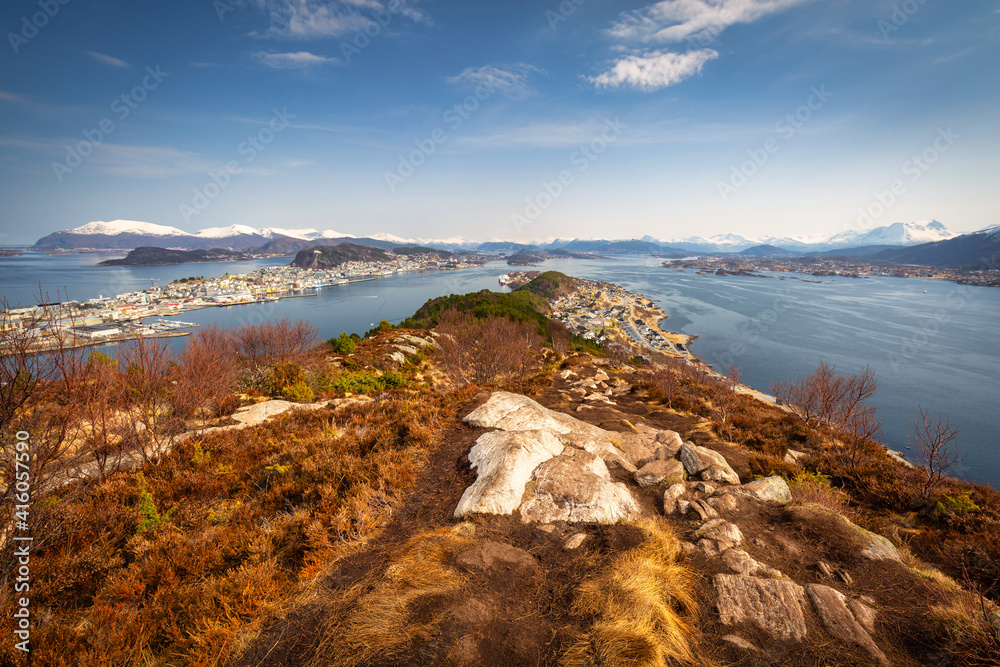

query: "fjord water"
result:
(3, 253), (998, 487)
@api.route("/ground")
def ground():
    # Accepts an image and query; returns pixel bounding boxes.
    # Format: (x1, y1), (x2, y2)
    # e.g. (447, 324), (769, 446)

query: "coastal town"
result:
(0, 251), (491, 351)
(663, 255), (1000, 287)
(502, 272), (695, 360)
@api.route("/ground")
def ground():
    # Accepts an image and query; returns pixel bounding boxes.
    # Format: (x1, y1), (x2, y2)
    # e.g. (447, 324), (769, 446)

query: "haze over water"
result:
(3, 252), (998, 487)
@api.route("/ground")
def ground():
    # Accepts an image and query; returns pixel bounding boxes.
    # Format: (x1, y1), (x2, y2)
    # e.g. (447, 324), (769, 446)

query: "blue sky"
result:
(0, 0), (998, 244)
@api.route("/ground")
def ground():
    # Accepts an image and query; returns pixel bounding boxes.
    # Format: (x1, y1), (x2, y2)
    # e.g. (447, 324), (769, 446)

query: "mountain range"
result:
(29, 219), (997, 267)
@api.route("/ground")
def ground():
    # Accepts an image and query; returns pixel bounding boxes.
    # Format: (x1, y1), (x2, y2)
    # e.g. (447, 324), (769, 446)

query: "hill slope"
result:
(290, 243), (392, 269)
(873, 227), (1000, 267)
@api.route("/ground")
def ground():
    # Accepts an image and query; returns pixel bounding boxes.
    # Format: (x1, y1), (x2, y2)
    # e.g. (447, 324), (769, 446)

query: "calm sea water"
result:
(2, 252), (998, 487)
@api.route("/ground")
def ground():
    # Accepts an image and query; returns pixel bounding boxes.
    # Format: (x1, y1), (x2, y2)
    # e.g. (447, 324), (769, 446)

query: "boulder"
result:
(695, 519), (744, 548)
(232, 400), (326, 426)
(394, 344), (418, 356)
(454, 431), (564, 518)
(784, 449), (807, 465)
(730, 476), (792, 505)
(806, 584), (889, 666)
(787, 504), (902, 563)
(715, 574), (809, 642)
(690, 499), (720, 522)
(722, 549), (784, 579)
(519, 449), (641, 524)
(634, 459), (686, 488)
(463, 392), (634, 467)
(680, 442), (740, 485)
(707, 494), (739, 513)
(848, 599), (878, 634)
(663, 483), (686, 515)
(563, 533), (588, 550)
(395, 334), (436, 348)
(386, 351), (406, 365)
(594, 370), (610, 382)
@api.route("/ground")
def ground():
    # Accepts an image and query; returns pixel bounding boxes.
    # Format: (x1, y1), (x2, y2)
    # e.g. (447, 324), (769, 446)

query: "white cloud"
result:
(253, 0), (429, 39)
(251, 51), (338, 68)
(610, 0), (809, 43)
(0, 91), (26, 104)
(590, 49), (718, 91)
(447, 64), (543, 99)
(86, 51), (131, 68)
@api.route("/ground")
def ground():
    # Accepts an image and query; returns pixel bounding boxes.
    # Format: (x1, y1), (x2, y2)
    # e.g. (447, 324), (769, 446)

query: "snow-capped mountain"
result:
(32, 220), (473, 252)
(660, 221), (958, 253)
(822, 220), (955, 249)
(69, 220), (191, 238)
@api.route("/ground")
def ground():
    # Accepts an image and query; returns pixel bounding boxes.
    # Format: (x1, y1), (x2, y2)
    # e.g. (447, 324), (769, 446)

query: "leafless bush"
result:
(116, 335), (175, 464)
(773, 361), (878, 427)
(437, 309), (542, 385)
(910, 406), (963, 501)
(232, 318), (318, 373)
(171, 325), (239, 425)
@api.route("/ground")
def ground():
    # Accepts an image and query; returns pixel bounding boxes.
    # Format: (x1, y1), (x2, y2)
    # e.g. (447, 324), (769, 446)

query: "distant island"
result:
(0, 249), (22, 257)
(506, 248), (608, 266)
(99, 247), (252, 266)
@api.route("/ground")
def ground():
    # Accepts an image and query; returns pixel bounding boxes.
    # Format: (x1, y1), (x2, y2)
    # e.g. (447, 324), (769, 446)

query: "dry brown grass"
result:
(311, 525), (476, 666)
(560, 520), (704, 667)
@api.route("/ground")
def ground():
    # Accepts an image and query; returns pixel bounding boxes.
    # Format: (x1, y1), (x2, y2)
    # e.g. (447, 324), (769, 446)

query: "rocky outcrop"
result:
(463, 392), (680, 470)
(715, 574), (809, 641)
(519, 449), (640, 524)
(679, 442), (740, 485)
(727, 476), (792, 505)
(634, 459), (686, 488)
(807, 584), (889, 666)
(456, 541), (540, 578)
(454, 431), (564, 518)
(232, 400), (327, 425)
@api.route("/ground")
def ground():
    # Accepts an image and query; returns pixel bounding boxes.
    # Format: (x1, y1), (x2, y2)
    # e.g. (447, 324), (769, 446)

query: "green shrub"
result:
(329, 332), (356, 355)
(325, 370), (405, 394)
(135, 472), (174, 535)
(282, 381), (315, 403)
(936, 493), (981, 516)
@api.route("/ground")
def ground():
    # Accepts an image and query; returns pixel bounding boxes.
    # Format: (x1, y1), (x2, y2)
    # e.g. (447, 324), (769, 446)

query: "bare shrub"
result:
(116, 335), (174, 464)
(233, 318), (318, 374)
(171, 325), (239, 425)
(910, 406), (963, 502)
(437, 309), (542, 385)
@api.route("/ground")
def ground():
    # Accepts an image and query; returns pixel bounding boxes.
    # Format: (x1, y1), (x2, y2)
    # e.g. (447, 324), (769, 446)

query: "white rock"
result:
(730, 476), (792, 505)
(454, 431), (564, 518)
(232, 400), (325, 425)
(519, 449), (641, 524)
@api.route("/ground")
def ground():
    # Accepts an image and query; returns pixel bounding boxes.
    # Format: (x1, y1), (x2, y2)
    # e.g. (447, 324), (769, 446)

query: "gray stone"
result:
(731, 476), (792, 505)
(715, 574), (809, 642)
(690, 499), (720, 522)
(663, 483), (686, 515)
(680, 443), (740, 485)
(695, 482), (716, 495)
(696, 519), (744, 547)
(806, 584), (889, 666)
(386, 351), (406, 365)
(634, 459), (686, 488)
(698, 539), (727, 557)
(454, 431), (564, 518)
(701, 464), (741, 486)
(563, 533), (588, 550)
(707, 494), (739, 513)
(848, 599), (878, 634)
(394, 344), (418, 356)
(677, 499), (692, 515)
(860, 529), (902, 562)
(723, 549), (763, 576)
